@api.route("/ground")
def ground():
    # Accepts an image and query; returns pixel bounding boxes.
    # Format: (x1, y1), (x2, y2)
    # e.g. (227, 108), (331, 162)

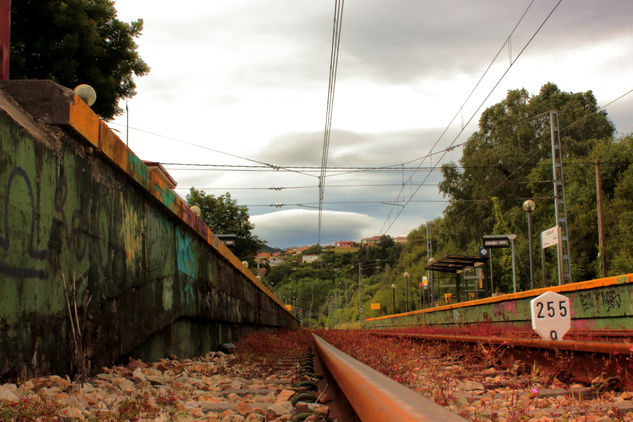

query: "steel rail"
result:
(313, 334), (466, 422)
(371, 332), (633, 354)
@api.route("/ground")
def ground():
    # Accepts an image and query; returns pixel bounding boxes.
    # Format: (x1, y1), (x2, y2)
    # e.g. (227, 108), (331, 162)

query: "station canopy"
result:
(425, 255), (488, 274)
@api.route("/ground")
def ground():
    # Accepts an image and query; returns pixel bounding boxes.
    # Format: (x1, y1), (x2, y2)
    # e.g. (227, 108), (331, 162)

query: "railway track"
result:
(369, 328), (633, 387)
(2, 328), (632, 420)
(318, 329), (633, 421)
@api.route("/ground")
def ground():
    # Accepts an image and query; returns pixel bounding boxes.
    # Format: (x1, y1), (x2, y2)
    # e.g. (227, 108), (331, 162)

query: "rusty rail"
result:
(372, 331), (633, 354)
(313, 334), (466, 422)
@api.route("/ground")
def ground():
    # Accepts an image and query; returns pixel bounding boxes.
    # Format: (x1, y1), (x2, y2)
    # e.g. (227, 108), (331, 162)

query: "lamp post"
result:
(404, 272), (409, 313)
(427, 258), (436, 307)
(523, 199), (536, 290)
(391, 284), (396, 314)
(418, 278), (422, 310)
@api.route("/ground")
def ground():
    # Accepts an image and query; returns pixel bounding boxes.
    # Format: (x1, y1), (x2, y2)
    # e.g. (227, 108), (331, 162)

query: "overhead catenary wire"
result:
(318, 0), (345, 246)
(379, 0), (538, 232)
(396, 0), (536, 169)
(380, 0), (563, 235)
(244, 195), (554, 208)
(163, 157), (631, 172)
(108, 122), (317, 179)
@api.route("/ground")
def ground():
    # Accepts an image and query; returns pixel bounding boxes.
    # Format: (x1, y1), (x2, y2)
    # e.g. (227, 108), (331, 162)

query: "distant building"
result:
(361, 235), (408, 246)
(256, 252), (271, 263)
(335, 240), (356, 248)
(302, 254), (320, 264)
(361, 236), (382, 246)
(270, 256), (285, 266)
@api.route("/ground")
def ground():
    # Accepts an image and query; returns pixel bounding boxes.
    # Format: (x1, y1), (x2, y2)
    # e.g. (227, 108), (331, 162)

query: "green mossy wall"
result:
(0, 87), (296, 380)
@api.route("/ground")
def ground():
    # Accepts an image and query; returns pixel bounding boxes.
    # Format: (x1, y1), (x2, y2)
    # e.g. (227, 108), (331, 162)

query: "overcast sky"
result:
(110, 0), (633, 248)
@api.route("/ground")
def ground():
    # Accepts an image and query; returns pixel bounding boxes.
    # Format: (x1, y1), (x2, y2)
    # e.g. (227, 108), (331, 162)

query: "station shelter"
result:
(425, 255), (489, 304)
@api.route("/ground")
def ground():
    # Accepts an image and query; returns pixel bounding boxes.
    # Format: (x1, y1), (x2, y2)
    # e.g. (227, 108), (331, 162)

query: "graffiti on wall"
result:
(176, 227), (197, 279)
(600, 289), (622, 313)
(0, 166), (48, 279)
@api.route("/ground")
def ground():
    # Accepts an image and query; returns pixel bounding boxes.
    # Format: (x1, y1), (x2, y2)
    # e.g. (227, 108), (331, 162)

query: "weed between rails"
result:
(0, 397), (62, 421)
(235, 329), (314, 367)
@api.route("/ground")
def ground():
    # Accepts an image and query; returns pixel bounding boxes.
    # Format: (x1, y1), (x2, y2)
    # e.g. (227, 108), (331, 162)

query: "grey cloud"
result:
(257, 128), (445, 167)
(138, 0), (633, 92)
(251, 209), (375, 247)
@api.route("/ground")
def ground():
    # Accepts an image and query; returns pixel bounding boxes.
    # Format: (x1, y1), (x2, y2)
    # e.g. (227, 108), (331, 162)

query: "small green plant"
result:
(117, 393), (160, 421)
(530, 362), (542, 383)
(0, 397), (62, 421)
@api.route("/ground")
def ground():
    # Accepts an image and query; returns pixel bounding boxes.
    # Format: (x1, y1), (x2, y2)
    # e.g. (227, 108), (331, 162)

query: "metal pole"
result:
(426, 223), (433, 307)
(358, 263), (362, 323)
(595, 159), (608, 277)
(391, 284), (395, 314)
(550, 110), (572, 284)
(556, 225), (564, 286)
(404, 273), (409, 312)
(430, 271), (435, 307)
(0, 0), (10, 80)
(541, 237), (546, 286)
(511, 237), (517, 293)
(527, 210), (534, 290)
(418, 281), (422, 309)
(422, 284), (426, 308)
(489, 249), (494, 295)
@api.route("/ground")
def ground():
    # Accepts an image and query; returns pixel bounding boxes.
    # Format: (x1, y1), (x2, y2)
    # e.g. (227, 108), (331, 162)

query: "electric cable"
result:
(108, 122), (317, 178)
(319, 0), (345, 246)
(381, 0), (563, 234)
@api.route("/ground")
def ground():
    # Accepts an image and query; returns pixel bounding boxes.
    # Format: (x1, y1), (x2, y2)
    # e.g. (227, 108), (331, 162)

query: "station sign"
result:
(370, 303), (380, 310)
(530, 291), (570, 340)
(482, 235), (511, 248)
(541, 226), (560, 249)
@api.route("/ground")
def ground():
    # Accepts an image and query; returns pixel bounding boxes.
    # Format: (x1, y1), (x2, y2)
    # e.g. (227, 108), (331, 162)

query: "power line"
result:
(246, 195), (554, 208)
(108, 122), (317, 178)
(397, 0), (536, 168)
(173, 182), (440, 192)
(164, 158), (633, 171)
(319, 0), (345, 246)
(381, 0), (563, 234)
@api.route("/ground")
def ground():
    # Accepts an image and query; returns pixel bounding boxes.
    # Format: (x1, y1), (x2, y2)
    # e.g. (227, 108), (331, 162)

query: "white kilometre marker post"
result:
(530, 291), (571, 340)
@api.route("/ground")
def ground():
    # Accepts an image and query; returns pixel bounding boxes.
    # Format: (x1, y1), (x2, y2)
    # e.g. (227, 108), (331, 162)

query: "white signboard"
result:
(530, 291), (571, 340)
(541, 225), (560, 249)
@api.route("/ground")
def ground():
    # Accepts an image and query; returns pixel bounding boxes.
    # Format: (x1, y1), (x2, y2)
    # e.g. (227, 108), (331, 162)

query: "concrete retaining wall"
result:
(0, 80), (297, 379)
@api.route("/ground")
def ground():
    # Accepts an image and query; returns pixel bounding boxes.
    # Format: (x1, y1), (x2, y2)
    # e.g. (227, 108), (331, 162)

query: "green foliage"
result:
(439, 83), (614, 256)
(302, 244), (322, 255)
(186, 188), (265, 264)
(10, 0), (150, 119)
(437, 83), (619, 286)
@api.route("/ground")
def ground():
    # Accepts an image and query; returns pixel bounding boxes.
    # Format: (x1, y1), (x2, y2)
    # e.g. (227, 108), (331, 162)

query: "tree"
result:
(10, 0), (149, 119)
(186, 188), (265, 264)
(439, 83), (615, 253)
